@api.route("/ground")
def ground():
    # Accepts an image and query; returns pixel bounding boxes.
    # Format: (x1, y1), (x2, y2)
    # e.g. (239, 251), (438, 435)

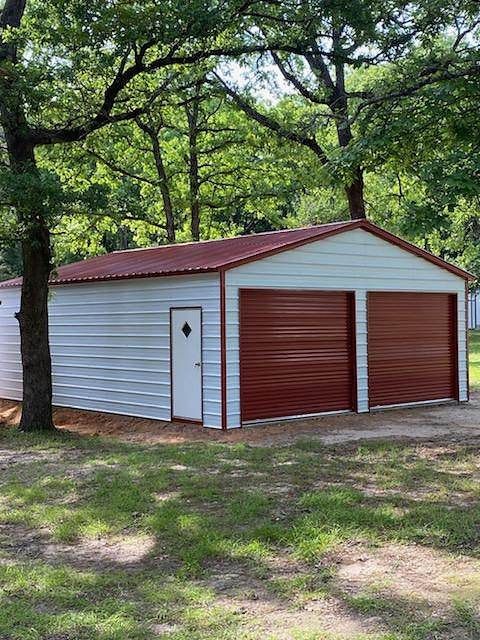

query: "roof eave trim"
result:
(0, 266), (218, 289)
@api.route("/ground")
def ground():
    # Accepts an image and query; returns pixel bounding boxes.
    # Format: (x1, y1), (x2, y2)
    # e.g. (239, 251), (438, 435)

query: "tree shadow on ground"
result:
(0, 428), (479, 639)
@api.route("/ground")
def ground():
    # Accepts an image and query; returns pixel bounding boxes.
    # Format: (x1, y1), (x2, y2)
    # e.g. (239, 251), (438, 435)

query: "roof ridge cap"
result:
(109, 220), (351, 255)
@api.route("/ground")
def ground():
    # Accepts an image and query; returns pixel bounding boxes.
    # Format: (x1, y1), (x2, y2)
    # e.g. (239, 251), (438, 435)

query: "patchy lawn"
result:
(0, 426), (479, 640)
(469, 329), (480, 388)
(1, 336), (479, 639)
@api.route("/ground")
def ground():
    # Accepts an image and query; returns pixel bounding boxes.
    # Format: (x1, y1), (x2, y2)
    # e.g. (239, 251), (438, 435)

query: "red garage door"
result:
(240, 289), (356, 421)
(368, 292), (458, 407)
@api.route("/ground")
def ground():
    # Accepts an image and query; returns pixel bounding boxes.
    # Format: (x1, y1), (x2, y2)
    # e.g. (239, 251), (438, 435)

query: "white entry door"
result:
(171, 308), (203, 422)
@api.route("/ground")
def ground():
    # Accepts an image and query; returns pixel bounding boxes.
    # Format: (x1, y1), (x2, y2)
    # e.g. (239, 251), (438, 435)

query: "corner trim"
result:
(219, 269), (227, 430)
(465, 281), (470, 401)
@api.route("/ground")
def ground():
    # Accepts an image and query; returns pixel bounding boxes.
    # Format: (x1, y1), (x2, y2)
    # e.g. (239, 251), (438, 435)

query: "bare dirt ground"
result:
(2, 511), (478, 639)
(207, 541), (480, 639)
(1, 393), (480, 446)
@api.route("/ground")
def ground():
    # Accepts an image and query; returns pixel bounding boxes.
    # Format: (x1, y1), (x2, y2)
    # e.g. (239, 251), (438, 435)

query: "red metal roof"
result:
(0, 220), (473, 288)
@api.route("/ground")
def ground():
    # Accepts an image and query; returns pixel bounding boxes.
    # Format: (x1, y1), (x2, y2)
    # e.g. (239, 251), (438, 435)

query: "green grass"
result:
(469, 329), (480, 388)
(0, 429), (479, 640)
(0, 332), (478, 639)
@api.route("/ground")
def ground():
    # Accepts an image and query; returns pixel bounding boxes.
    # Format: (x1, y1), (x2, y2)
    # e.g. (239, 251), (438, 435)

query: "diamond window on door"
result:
(182, 321), (192, 338)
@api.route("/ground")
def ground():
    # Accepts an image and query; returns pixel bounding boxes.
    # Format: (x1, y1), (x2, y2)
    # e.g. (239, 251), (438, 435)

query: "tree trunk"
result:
(330, 53), (367, 221)
(1, 0), (54, 431)
(6, 137), (55, 432)
(150, 133), (176, 243)
(345, 168), (366, 220)
(186, 91), (201, 242)
(335, 111), (367, 220)
(189, 169), (201, 242)
(17, 221), (55, 431)
(136, 118), (176, 243)
(335, 117), (367, 220)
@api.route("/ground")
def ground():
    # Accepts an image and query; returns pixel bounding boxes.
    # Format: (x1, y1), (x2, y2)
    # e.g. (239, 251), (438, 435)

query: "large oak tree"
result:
(0, 0), (275, 431)
(217, 0), (480, 219)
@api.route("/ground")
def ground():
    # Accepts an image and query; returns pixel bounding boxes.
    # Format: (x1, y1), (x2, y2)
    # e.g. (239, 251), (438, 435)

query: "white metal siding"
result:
(0, 288), (22, 402)
(225, 228), (467, 428)
(0, 274), (222, 428)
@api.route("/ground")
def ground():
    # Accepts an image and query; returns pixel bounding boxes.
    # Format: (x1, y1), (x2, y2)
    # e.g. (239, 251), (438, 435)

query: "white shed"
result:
(0, 220), (472, 429)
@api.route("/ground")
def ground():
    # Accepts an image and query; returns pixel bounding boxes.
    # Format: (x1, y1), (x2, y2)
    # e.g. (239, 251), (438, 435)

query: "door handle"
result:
(194, 362), (202, 367)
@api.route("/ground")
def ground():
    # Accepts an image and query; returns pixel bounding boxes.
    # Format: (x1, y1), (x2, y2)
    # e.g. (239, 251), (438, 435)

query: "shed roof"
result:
(0, 219), (473, 288)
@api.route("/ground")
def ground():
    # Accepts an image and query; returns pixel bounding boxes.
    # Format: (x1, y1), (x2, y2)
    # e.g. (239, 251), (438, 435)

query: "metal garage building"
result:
(0, 219), (472, 429)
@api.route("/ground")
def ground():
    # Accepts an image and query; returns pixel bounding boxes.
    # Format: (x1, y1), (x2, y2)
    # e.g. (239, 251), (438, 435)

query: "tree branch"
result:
(0, 0), (26, 63)
(349, 62), (480, 124)
(213, 74), (329, 164)
(85, 148), (159, 186)
(30, 43), (302, 146)
(305, 42), (335, 94)
(270, 50), (328, 105)
(31, 108), (145, 145)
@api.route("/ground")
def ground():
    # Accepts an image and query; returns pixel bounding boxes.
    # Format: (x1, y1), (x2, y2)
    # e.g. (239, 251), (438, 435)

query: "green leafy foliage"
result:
(0, 0), (479, 278)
